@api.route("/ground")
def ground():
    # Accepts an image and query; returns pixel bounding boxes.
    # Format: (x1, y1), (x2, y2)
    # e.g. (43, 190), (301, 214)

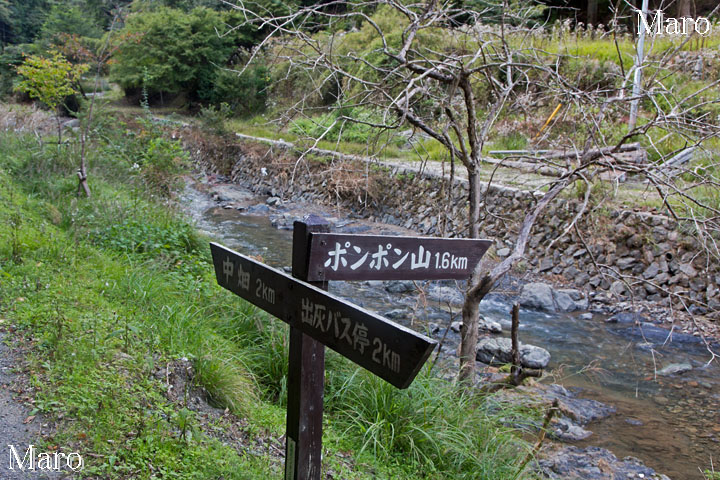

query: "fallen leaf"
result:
(23, 415), (36, 424)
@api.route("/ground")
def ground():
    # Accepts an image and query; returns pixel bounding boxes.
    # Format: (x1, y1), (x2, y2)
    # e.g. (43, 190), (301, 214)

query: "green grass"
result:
(0, 137), (276, 478)
(0, 114), (536, 479)
(324, 369), (535, 479)
(229, 114), (406, 159)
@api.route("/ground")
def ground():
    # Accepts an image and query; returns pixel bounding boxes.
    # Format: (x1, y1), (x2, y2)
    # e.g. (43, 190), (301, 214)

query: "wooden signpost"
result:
(210, 216), (491, 479)
(307, 233), (492, 281)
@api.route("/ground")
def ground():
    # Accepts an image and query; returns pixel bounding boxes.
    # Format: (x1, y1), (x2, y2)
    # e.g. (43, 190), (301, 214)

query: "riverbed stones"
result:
(475, 337), (550, 369)
(556, 288), (589, 311)
(385, 280), (415, 294)
(539, 257), (554, 272)
(606, 312), (644, 324)
(616, 256), (636, 270)
(478, 316), (502, 333)
(518, 283), (556, 311)
(553, 290), (577, 312)
(643, 262), (660, 279)
(551, 416), (593, 441)
(518, 283), (588, 313)
(383, 309), (407, 320)
(427, 285), (465, 305)
(246, 203), (270, 214)
(539, 445), (671, 480)
(657, 362), (692, 376)
(679, 262), (698, 278)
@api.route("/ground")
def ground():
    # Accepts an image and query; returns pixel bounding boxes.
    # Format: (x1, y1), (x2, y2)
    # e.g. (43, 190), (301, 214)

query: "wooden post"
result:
(629, 0), (649, 130)
(285, 215), (330, 480)
(510, 303), (520, 384)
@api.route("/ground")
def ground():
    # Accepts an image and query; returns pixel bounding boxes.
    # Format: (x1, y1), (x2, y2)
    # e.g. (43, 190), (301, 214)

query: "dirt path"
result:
(0, 331), (63, 480)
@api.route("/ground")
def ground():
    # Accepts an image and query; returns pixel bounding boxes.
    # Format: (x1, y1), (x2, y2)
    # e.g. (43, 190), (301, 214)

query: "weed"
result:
(9, 208), (23, 264)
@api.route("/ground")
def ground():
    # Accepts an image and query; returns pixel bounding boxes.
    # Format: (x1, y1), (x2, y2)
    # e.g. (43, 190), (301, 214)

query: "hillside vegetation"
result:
(0, 104), (539, 478)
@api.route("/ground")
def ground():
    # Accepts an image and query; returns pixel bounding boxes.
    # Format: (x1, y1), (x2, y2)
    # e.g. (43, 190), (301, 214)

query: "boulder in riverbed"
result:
(551, 416), (593, 441)
(427, 285), (465, 305)
(518, 283), (588, 313)
(518, 282), (556, 311)
(478, 316), (503, 333)
(385, 280), (415, 294)
(476, 337), (550, 369)
(539, 445), (671, 480)
(657, 362), (692, 376)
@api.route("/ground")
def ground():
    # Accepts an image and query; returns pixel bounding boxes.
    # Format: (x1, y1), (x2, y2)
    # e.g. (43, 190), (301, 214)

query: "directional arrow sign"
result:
(210, 242), (437, 389)
(306, 233), (492, 281)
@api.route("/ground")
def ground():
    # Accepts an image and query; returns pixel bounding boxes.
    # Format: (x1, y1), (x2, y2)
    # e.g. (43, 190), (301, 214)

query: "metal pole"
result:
(629, 0), (649, 130)
(285, 215), (330, 480)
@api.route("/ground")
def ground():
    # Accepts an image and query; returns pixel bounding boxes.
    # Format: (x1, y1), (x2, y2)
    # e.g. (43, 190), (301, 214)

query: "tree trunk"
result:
(459, 287), (480, 384)
(676, 0), (694, 17)
(56, 114), (62, 145)
(458, 166), (482, 384)
(457, 178), (570, 385)
(77, 126), (91, 198)
(468, 168), (481, 238)
(77, 168), (91, 197)
(587, 0), (598, 25)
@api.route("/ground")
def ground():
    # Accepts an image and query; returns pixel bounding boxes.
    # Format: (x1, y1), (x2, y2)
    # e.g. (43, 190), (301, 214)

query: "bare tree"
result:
(228, 0), (720, 381)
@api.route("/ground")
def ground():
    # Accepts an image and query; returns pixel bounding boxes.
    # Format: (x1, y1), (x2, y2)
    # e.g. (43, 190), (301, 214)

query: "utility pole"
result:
(628, 0), (649, 130)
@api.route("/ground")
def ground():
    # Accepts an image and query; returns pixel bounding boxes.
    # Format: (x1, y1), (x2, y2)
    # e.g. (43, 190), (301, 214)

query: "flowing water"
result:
(183, 182), (720, 479)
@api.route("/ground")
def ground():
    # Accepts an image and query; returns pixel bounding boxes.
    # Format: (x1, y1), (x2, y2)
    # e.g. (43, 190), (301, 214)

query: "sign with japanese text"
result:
(306, 234), (492, 281)
(210, 242), (437, 389)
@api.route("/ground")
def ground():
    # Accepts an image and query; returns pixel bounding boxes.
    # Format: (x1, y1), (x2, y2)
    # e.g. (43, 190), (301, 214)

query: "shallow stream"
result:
(183, 182), (719, 480)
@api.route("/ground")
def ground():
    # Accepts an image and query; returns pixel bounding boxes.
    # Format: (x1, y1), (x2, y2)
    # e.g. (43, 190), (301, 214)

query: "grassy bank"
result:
(0, 110), (537, 479)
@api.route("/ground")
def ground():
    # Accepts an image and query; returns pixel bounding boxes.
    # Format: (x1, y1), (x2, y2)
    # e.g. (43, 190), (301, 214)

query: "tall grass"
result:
(325, 368), (536, 479)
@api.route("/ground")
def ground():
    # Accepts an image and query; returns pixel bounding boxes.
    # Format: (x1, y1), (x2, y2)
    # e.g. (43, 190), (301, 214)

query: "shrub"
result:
(139, 136), (189, 195)
(198, 102), (233, 134)
(207, 65), (269, 116)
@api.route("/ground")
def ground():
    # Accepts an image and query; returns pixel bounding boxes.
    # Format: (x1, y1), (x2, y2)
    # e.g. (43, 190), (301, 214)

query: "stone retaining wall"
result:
(187, 133), (719, 319)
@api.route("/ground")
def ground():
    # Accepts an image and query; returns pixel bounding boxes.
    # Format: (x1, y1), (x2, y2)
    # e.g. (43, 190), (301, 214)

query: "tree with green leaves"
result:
(110, 7), (235, 100)
(38, 3), (104, 45)
(15, 51), (88, 143)
(0, 0), (11, 47)
(4, 0), (50, 45)
(110, 6), (270, 113)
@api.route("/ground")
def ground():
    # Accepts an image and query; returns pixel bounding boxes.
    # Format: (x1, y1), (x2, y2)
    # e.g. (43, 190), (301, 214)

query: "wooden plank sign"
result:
(306, 233), (492, 281)
(210, 242), (437, 389)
